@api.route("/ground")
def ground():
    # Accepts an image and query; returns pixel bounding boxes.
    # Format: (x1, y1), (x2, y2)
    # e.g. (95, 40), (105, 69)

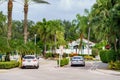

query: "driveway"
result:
(0, 58), (120, 80)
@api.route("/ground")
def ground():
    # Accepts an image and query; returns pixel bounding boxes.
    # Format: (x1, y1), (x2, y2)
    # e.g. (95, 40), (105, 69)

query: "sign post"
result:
(59, 45), (64, 67)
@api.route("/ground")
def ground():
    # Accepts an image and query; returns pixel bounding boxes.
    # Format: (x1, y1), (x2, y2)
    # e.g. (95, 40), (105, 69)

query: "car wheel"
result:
(71, 65), (73, 67)
(21, 66), (25, 69)
(36, 65), (39, 69)
(82, 64), (85, 67)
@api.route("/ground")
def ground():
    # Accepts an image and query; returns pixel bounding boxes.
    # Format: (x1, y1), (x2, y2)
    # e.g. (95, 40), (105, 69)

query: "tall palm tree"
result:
(23, 0), (49, 44)
(50, 20), (64, 54)
(75, 14), (88, 54)
(7, 0), (13, 40)
(37, 18), (49, 56)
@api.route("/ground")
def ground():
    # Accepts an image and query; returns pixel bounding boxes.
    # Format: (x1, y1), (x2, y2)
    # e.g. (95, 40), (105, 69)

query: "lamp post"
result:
(34, 34), (37, 45)
(87, 22), (90, 55)
(34, 34), (37, 55)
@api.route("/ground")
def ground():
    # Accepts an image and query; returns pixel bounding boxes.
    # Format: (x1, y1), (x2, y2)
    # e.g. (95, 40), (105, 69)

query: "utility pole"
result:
(87, 22), (90, 55)
(35, 34), (37, 55)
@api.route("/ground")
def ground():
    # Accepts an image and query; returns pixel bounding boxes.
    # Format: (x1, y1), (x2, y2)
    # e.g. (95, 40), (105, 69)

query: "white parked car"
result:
(71, 56), (85, 66)
(21, 55), (39, 69)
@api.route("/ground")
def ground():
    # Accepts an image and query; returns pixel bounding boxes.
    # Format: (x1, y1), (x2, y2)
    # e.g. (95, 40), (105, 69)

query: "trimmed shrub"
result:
(116, 49), (120, 60)
(0, 61), (19, 69)
(99, 50), (108, 63)
(64, 58), (69, 65)
(45, 53), (53, 59)
(57, 58), (69, 67)
(106, 50), (116, 62)
(100, 50), (116, 63)
(92, 48), (99, 57)
(84, 55), (94, 60)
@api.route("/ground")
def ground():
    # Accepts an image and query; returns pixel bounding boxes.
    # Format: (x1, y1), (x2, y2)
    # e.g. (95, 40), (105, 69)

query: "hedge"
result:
(106, 50), (116, 62)
(116, 49), (120, 60)
(99, 50), (108, 63)
(0, 61), (19, 69)
(57, 58), (69, 67)
(92, 48), (99, 57)
(99, 50), (116, 63)
(45, 53), (53, 59)
(84, 56), (94, 60)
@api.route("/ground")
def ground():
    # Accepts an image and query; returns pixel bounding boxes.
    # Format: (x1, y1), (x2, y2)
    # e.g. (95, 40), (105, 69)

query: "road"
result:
(0, 58), (120, 80)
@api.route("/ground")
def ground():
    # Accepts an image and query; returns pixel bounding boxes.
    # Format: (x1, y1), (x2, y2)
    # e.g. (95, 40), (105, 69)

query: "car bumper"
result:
(22, 62), (38, 67)
(71, 62), (85, 66)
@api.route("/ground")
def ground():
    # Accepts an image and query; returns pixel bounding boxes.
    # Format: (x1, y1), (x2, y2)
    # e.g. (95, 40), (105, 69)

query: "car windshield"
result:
(24, 56), (35, 59)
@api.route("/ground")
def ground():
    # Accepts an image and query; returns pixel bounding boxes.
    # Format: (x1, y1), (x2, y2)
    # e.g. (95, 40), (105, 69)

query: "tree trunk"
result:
(114, 38), (117, 52)
(43, 39), (46, 56)
(78, 33), (83, 54)
(24, 3), (28, 44)
(116, 37), (120, 49)
(7, 0), (13, 40)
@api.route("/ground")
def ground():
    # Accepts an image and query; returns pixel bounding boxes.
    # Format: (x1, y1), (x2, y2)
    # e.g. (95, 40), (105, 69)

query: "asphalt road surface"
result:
(0, 58), (120, 80)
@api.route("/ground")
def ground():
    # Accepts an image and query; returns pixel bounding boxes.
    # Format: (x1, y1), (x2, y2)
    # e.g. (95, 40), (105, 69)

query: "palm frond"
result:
(32, 0), (49, 4)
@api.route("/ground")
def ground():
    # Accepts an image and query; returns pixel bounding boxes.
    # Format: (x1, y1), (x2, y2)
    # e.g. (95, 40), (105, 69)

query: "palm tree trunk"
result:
(7, 0), (13, 40)
(43, 38), (46, 56)
(78, 33), (83, 54)
(24, 2), (28, 44)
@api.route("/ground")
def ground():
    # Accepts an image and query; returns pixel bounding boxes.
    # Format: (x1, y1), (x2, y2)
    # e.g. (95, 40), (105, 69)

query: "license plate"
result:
(27, 60), (31, 62)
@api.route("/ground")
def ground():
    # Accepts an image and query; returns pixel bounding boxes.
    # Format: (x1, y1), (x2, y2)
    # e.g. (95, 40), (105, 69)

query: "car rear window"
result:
(72, 57), (83, 60)
(24, 56), (35, 59)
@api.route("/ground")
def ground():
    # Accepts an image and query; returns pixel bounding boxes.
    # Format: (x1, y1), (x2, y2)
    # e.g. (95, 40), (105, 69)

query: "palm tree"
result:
(0, 11), (7, 37)
(7, 0), (13, 40)
(0, 0), (13, 40)
(51, 20), (65, 54)
(23, 0), (49, 44)
(36, 18), (49, 56)
(90, 0), (120, 52)
(75, 14), (88, 54)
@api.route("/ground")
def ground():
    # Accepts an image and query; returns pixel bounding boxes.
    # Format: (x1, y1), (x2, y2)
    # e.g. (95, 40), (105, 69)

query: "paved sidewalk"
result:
(93, 61), (120, 76)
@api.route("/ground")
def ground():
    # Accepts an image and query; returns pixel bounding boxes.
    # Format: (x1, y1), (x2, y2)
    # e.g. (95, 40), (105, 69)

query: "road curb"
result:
(96, 69), (120, 76)
(0, 70), (8, 73)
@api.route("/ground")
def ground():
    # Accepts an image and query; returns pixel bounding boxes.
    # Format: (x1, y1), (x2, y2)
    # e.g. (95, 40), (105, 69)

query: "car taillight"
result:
(23, 60), (25, 62)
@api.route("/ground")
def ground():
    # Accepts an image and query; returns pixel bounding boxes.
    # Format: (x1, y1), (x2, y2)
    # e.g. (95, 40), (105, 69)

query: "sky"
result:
(0, 0), (96, 22)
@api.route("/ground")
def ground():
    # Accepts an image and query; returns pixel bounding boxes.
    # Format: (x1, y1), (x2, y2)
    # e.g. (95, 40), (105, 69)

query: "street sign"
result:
(58, 45), (64, 67)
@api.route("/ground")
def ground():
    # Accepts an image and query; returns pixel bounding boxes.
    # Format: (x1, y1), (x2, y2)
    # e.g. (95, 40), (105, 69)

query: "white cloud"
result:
(0, 0), (96, 22)
(59, 0), (72, 10)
